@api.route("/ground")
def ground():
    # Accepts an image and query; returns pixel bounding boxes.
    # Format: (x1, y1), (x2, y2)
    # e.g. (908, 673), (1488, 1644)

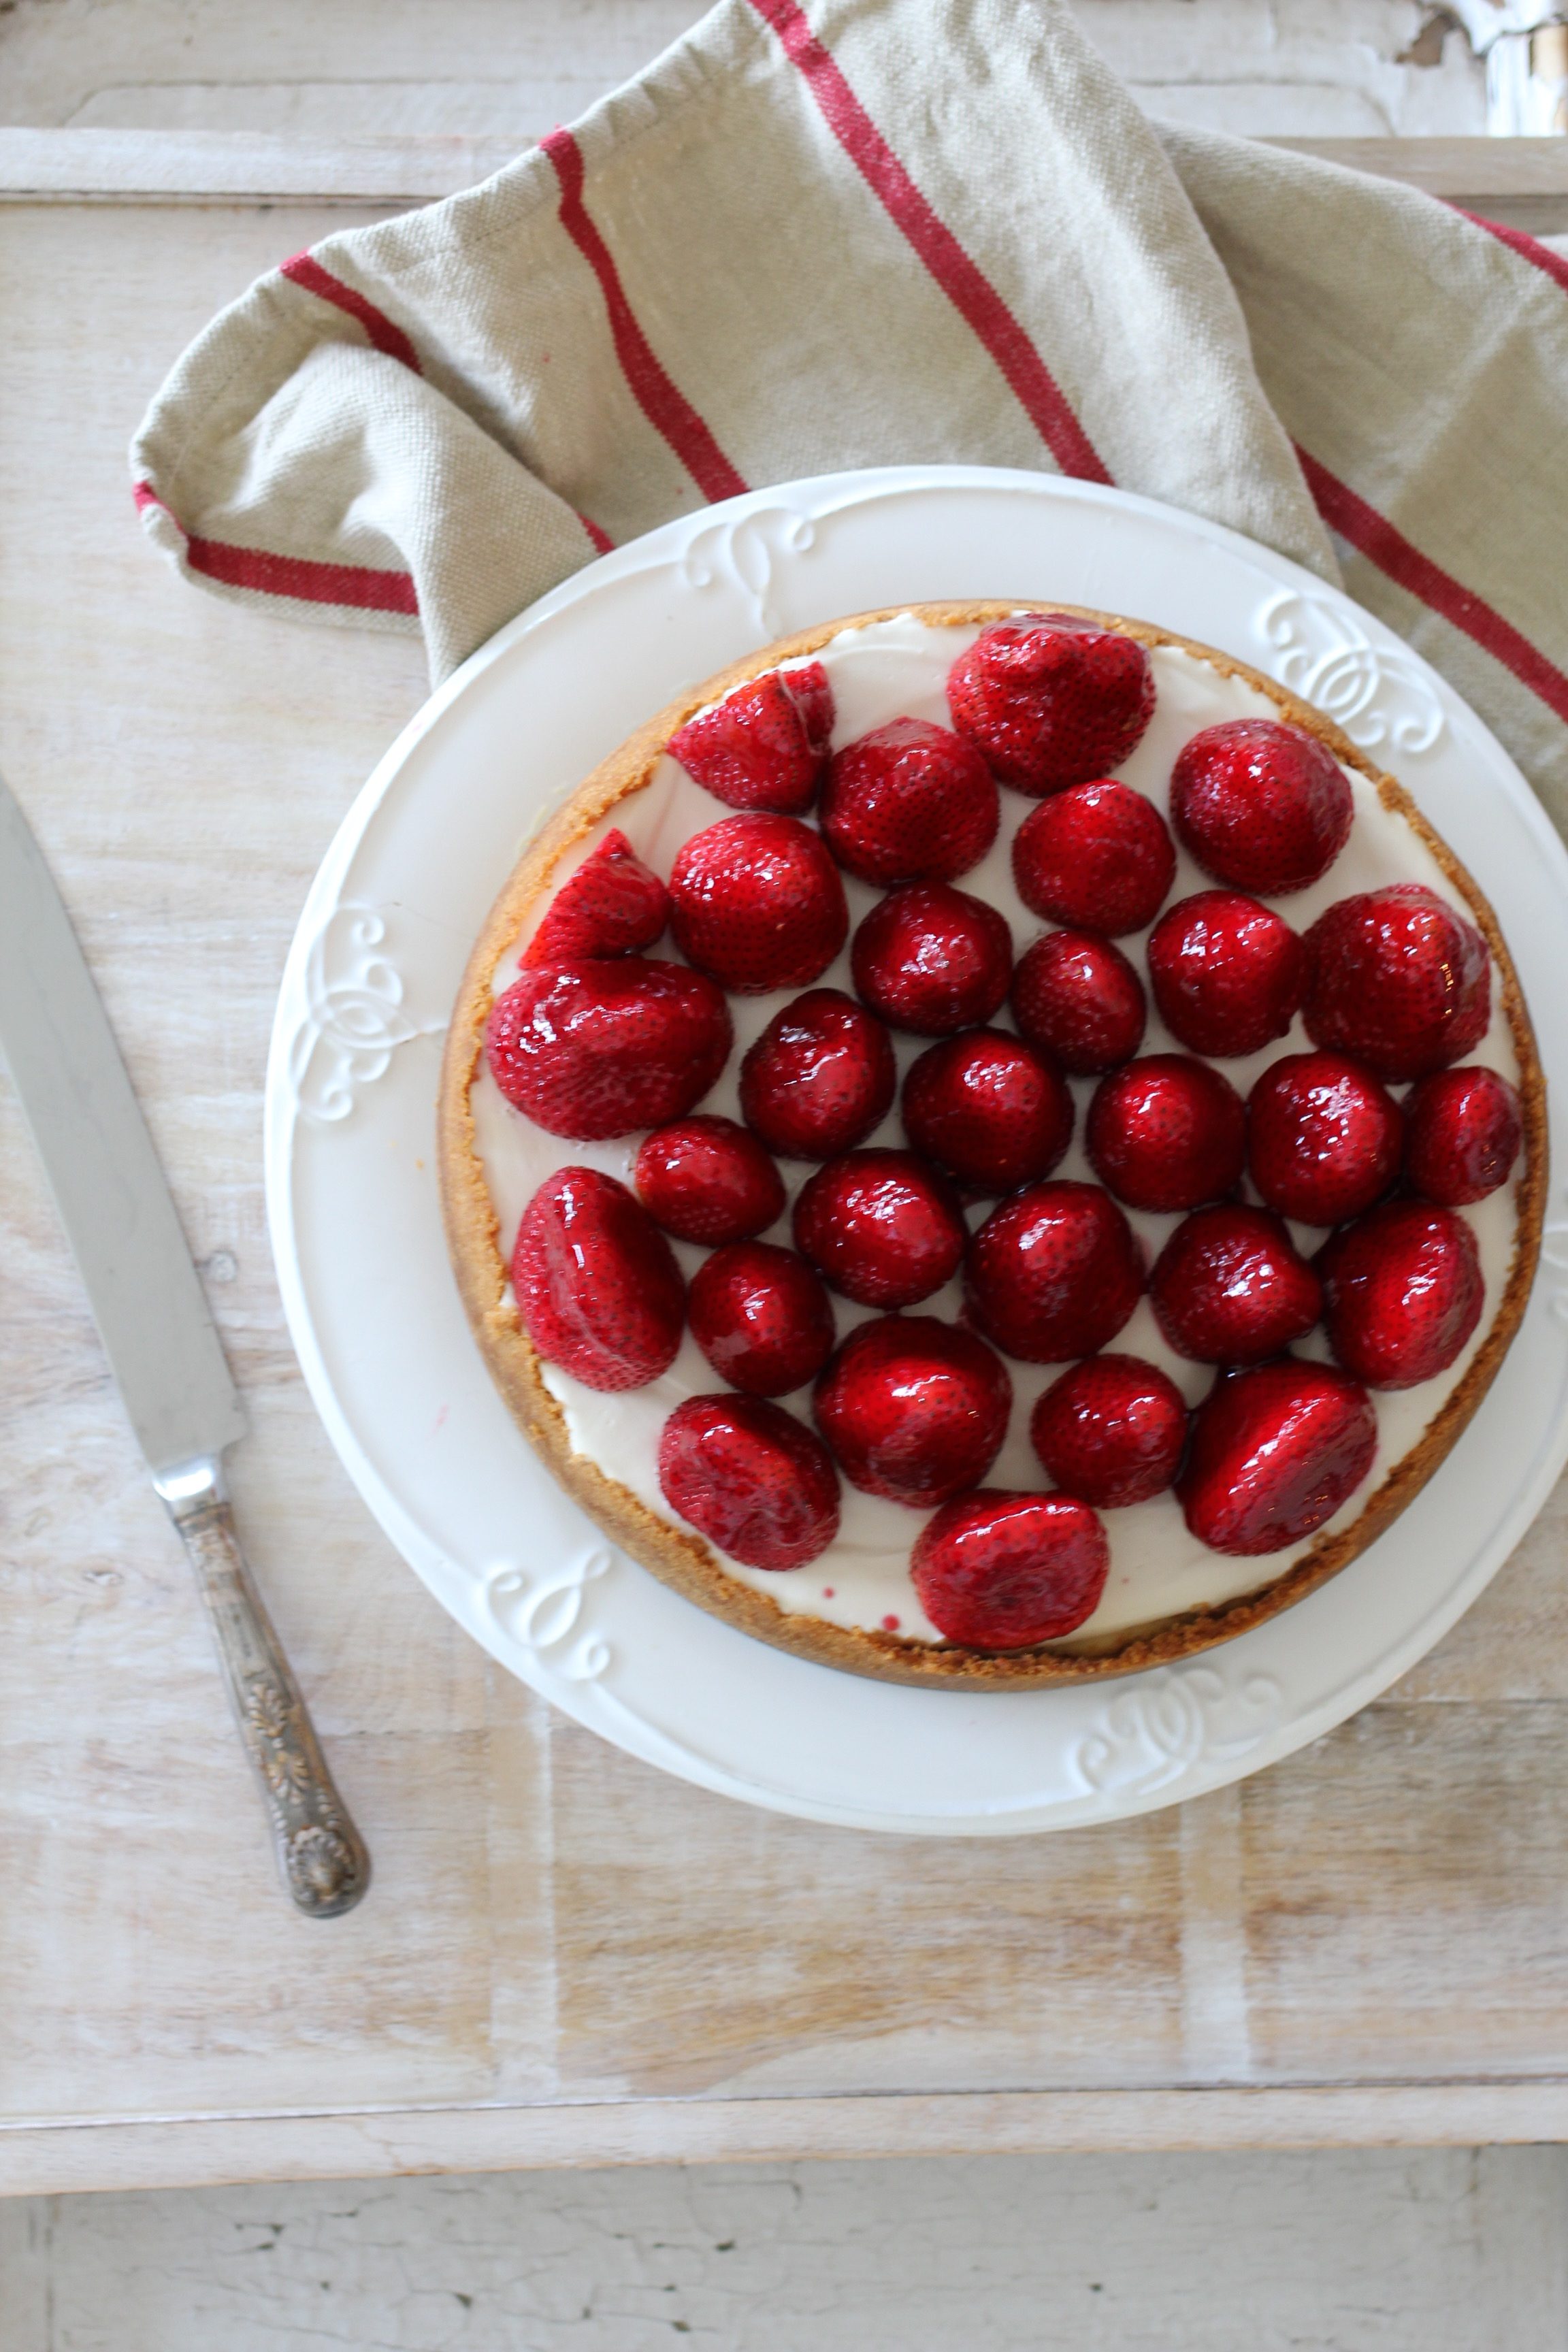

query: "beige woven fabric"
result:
(131, 0), (1568, 833)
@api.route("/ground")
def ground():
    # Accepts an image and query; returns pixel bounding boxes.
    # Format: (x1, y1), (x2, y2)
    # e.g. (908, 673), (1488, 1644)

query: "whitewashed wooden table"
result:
(2, 131), (1567, 2200)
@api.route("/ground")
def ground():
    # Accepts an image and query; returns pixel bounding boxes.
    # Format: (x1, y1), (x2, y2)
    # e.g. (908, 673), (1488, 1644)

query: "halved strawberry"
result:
(523, 828), (668, 965)
(657, 1392), (840, 1569)
(512, 1167), (684, 1391)
(668, 663), (834, 815)
(487, 958), (732, 1139)
(911, 1490), (1110, 1646)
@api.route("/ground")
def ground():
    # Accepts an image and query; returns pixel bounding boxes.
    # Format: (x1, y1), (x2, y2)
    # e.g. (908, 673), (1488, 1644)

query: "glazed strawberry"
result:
(1318, 1200), (1483, 1389)
(1303, 885), (1491, 1079)
(670, 813), (847, 994)
(1147, 891), (1304, 1059)
(487, 958), (731, 1140)
(1028, 1354), (1189, 1507)
(850, 883), (1012, 1036)
(738, 988), (896, 1160)
(658, 1393), (839, 1570)
(667, 662), (834, 815)
(813, 1316), (1012, 1506)
(512, 1168), (683, 1391)
(964, 1179), (1143, 1361)
(1011, 780), (1175, 935)
(688, 1240), (836, 1396)
(1178, 1358), (1377, 1554)
(1086, 1056), (1246, 1213)
(793, 1150), (967, 1308)
(947, 615), (1155, 796)
(524, 828), (668, 965)
(1150, 1204), (1322, 1365)
(902, 1030), (1073, 1193)
(1405, 1065), (1522, 1207)
(634, 1115), (786, 1245)
(1010, 930), (1145, 1075)
(820, 719), (999, 885)
(1247, 1051), (1403, 1225)
(1170, 719), (1352, 894)
(911, 1490), (1109, 1646)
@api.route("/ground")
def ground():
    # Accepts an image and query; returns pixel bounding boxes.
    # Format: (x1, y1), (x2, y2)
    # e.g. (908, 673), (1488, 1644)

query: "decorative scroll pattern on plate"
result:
(1254, 590), (1446, 755)
(287, 902), (446, 1124)
(1072, 1665), (1286, 1799)
(679, 505), (818, 637)
(480, 1550), (613, 1684)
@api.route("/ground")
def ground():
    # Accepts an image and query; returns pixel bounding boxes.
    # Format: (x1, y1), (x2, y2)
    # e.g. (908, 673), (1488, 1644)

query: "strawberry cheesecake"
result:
(438, 604), (1546, 1687)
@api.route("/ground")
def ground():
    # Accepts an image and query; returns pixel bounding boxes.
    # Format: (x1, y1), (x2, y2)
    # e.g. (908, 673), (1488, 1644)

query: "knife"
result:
(0, 766), (369, 1918)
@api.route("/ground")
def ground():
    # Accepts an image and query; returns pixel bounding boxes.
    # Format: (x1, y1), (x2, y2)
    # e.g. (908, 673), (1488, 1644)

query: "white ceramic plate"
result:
(265, 464), (1568, 1835)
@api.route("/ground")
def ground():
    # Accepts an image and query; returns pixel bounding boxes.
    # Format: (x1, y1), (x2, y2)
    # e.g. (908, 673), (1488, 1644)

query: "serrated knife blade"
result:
(0, 766), (368, 1916)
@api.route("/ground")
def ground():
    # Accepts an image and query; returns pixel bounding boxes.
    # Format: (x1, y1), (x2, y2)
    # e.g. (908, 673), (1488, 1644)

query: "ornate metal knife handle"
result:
(156, 1460), (370, 1918)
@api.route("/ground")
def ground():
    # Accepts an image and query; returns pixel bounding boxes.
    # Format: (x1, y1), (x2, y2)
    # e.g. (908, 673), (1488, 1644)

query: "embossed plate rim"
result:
(265, 464), (1568, 1833)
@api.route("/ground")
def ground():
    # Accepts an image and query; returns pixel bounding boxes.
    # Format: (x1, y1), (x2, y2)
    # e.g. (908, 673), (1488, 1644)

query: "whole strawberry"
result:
(1247, 1050), (1403, 1225)
(1147, 890), (1304, 1058)
(793, 1149), (968, 1308)
(1405, 1065), (1522, 1206)
(1151, 1204), (1322, 1364)
(688, 1239), (836, 1396)
(1011, 779), (1175, 934)
(813, 1315), (1012, 1505)
(525, 828), (668, 964)
(1178, 1358), (1377, 1554)
(851, 882), (1012, 1035)
(512, 1167), (684, 1391)
(1086, 1055), (1246, 1213)
(911, 1490), (1110, 1646)
(670, 813), (847, 994)
(1028, 1354), (1189, 1507)
(667, 662), (834, 815)
(1170, 718), (1353, 894)
(634, 1115), (786, 1245)
(738, 987), (896, 1160)
(947, 615), (1155, 796)
(658, 1392), (840, 1570)
(1318, 1199), (1483, 1388)
(902, 1029), (1074, 1193)
(965, 1179), (1143, 1362)
(1302, 885), (1490, 1079)
(821, 719), (999, 885)
(487, 958), (731, 1139)
(1011, 930), (1145, 1074)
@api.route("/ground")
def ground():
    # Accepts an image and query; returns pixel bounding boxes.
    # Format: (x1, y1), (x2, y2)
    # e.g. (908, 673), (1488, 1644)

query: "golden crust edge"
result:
(435, 602), (1548, 1691)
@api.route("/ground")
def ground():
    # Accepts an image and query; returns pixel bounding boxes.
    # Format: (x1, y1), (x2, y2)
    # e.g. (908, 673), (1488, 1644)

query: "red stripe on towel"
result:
(1457, 210), (1568, 300)
(133, 481), (419, 616)
(748, 0), (1112, 484)
(280, 252), (423, 372)
(542, 128), (749, 504)
(1296, 445), (1568, 727)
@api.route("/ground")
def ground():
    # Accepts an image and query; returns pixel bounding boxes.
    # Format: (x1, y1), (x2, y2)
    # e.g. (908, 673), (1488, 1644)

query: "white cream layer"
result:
(471, 615), (1524, 1645)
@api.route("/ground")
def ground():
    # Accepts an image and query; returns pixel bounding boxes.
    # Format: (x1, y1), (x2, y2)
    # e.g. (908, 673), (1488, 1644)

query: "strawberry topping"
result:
(487, 958), (731, 1139)
(658, 1393), (840, 1570)
(1147, 890), (1304, 1059)
(1318, 1200), (1484, 1389)
(1086, 1055), (1246, 1213)
(901, 1029), (1074, 1193)
(911, 1490), (1110, 1646)
(670, 813), (848, 994)
(1011, 779), (1175, 934)
(947, 615), (1155, 796)
(1178, 1358), (1377, 1554)
(965, 1179), (1144, 1362)
(851, 882), (1013, 1036)
(738, 987), (896, 1160)
(524, 828), (669, 965)
(813, 1315), (1012, 1506)
(1302, 885), (1490, 1080)
(667, 663), (834, 815)
(821, 719), (999, 885)
(1150, 1203), (1322, 1364)
(1404, 1065), (1523, 1207)
(512, 1168), (684, 1391)
(1170, 719), (1352, 894)
(1247, 1050), (1403, 1226)
(793, 1149), (967, 1308)
(634, 1115), (786, 1245)
(1028, 1354), (1189, 1507)
(1010, 930), (1146, 1075)
(688, 1239), (837, 1396)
